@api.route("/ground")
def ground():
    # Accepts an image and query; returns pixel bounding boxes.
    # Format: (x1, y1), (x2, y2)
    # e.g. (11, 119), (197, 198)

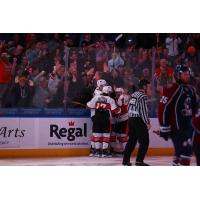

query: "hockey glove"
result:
(159, 126), (171, 141)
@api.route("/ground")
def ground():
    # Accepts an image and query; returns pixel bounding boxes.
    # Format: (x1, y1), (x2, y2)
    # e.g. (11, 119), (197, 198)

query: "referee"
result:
(123, 80), (151, 166)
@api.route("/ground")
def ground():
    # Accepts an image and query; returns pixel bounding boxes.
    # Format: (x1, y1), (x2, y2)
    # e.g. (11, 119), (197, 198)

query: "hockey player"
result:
(192, 101), (200, 165)
(89, 79), (107, 156)
(93, 79), (107, 96)
(158, 65), (197, 166)
(87, 85), (120, 157)
(114, 88), (130, 154)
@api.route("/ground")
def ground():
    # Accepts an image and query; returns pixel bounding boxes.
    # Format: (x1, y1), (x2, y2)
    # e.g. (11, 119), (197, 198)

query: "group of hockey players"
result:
(87, 64), (200, 166)
(87, 79), (129, 158)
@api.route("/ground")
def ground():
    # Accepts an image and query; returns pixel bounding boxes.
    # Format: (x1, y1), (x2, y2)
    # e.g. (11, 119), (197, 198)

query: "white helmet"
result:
(94, 89), (102, 96)
(97, 79), (107, 88)
(102, 86), (112, 94)
(107, 86), (113, 93)
(115, 88), (124, 93)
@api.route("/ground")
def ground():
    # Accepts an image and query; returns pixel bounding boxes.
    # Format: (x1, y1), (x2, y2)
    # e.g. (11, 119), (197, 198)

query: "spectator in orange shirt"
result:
(154, 58), (174, 96)
(0, 52), (14, 107)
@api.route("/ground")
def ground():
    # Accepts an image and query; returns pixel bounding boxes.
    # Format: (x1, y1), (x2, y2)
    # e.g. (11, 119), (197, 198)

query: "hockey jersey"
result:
(87, 94), (120, 119)
(89, 88), (102, 118)
(158, 83), (197, 131)
(192, 101), (200, 134)
(116, 94), (130, 122)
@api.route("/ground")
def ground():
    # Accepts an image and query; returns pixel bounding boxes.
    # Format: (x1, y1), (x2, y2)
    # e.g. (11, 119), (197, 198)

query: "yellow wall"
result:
(0, 148), (174, 158)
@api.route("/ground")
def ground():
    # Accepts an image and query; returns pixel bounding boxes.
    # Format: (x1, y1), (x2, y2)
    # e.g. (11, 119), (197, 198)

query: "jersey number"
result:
(160, 96), (168, 104)
(96, 102), (107, 110)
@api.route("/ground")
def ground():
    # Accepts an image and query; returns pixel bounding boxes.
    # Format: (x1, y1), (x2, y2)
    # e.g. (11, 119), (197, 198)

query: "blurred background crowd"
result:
(0, 33), (200, 117)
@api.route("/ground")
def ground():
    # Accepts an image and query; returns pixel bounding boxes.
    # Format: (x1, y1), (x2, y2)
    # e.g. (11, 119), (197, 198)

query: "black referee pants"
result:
(123, 117), (149, 164)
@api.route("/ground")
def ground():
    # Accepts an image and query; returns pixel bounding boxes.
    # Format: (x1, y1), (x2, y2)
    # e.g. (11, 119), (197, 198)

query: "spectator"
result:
(96, 35), (109, 71)
(108, 52), (124, 71)
(26, 42), (39, 65)
(48, 64), (65, 95)
(48, 33), (63, 53)
(0, 52), (14, 107)
(154, 58), (174, 95)
(32, 76), (52, 108)
(165, 33), (182, 66)
(141, 68), (151, 81)
(110, 69), (124, 88)
(11, 75), (35, 108)
(67, 64), (84, 101)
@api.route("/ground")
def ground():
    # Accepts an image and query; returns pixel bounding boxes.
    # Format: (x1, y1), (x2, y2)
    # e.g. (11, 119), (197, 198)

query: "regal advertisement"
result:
(38, 118), (92, 148)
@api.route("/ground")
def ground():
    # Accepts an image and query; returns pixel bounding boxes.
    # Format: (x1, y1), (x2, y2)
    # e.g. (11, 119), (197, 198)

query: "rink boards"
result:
(0, 117), (173, 157)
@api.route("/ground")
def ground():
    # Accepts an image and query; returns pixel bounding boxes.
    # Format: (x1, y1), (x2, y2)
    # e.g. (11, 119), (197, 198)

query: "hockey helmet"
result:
(94, 89), (102, 96)
(102, 86), (112, 94)
(174, 65), (192, 82)
(107, 86), (113, 93)
(97, 79), (107, 88)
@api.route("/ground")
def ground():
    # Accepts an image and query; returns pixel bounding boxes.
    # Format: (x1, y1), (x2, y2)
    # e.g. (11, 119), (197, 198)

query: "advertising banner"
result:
(0, 118), (35, 148)
(0, 117), (172, 149)
(38, 118), (92, 148)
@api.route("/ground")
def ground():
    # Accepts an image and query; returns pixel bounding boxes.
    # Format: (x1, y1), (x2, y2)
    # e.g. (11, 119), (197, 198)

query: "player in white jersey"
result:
(87, 86), (120, 157)
(93, 79), (107, 96)
(89, 79), (107, 156)
(114, 88), (130, 154)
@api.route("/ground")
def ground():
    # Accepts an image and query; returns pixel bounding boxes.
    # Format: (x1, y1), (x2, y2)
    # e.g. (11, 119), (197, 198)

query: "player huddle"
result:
(87, 65), (200, 166)
(87, 79), (129, 158)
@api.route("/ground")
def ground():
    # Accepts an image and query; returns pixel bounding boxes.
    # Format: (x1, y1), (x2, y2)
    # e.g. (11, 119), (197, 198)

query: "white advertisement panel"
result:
(0, 118), (35, 148)
(38, 118), (92, 148)
(0, 117), (172, 149)
(149, 118), (172, 148)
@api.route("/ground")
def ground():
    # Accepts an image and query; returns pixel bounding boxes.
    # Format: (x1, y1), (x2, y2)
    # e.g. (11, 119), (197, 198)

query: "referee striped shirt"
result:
(128, 91), (150, 124)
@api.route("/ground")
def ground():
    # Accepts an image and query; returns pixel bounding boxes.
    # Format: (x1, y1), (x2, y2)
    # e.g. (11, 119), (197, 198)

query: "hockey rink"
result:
(0, 156), (197, 166)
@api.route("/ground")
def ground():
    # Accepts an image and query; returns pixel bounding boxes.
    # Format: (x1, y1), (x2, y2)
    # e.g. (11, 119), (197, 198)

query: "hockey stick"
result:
(71, 101), (86, 108)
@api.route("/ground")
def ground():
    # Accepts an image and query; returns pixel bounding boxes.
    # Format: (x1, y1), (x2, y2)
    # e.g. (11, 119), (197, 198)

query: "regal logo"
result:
(68, 121), (75, 126)
(50, 122), (87, 141)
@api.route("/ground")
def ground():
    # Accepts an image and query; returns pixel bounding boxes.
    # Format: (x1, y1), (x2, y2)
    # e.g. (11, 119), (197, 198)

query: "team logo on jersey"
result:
(50, 122), (87, 141)
(182, 97), (192, 116)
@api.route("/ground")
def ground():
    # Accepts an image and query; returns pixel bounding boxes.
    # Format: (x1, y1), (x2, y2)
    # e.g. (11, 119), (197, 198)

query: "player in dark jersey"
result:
(158, 65), (197, 165)
(192, 100), (200, 165)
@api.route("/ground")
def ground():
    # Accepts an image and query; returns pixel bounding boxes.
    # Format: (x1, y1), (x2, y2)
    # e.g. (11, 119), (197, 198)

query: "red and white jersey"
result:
(87, 94), (120, 119)
(116, 94), (130, 122)
(89, 88), (103, 118)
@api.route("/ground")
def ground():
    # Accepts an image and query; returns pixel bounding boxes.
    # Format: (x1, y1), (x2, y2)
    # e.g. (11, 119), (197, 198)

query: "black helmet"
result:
(174, 64), (192, 82)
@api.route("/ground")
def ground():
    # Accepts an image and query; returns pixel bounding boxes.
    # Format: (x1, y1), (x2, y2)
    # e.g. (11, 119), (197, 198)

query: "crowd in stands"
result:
(0, 33), (200, 116)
